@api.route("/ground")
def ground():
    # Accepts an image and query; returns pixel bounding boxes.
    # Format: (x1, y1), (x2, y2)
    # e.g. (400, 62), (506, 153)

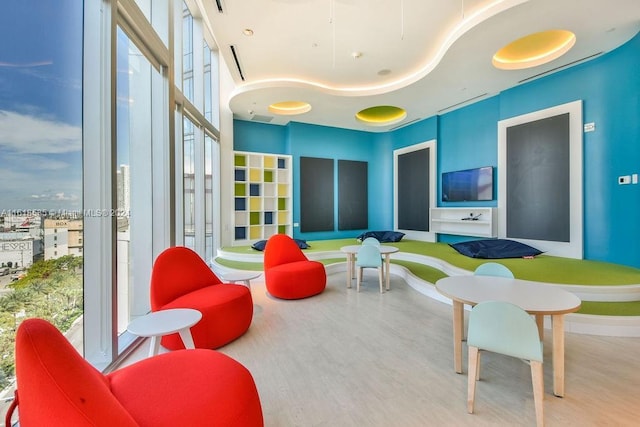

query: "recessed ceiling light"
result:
(492, 29), (576, 70)
(243, 29), (254, 36)
(268, 101), (312, 115)
(355, 106), (407, 127)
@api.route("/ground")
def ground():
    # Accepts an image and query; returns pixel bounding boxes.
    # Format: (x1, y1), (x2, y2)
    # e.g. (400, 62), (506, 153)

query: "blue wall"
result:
(233, 32), (640, 268)
(233, 121), (288, 154)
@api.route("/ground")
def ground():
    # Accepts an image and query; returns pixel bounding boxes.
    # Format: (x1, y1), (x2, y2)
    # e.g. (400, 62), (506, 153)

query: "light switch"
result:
(619, 175), (631, 185)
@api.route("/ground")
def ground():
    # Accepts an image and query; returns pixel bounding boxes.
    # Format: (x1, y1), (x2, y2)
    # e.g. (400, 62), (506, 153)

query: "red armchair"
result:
(150, 246), (253, 350)
(263, 234), (326, 299)
(8, 318), (263, 427)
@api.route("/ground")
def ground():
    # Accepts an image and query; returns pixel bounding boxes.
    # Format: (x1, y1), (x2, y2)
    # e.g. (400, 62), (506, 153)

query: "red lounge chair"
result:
(151, 246), (253, 350)
(263, 234), (326, 299)
(7, 318), (263, 426)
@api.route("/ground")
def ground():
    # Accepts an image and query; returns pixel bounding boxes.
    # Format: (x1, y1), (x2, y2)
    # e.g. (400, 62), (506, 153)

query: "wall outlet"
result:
(633, 174), (638, 184)
(584, 122), (596, 132)
(293, 222), (299, 227)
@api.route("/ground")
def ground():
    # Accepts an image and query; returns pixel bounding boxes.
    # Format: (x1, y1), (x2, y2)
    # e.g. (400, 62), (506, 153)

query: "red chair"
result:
(151, 246), (253, 350)
(7, 318), (264, 427)
(263, 234), (326, 299)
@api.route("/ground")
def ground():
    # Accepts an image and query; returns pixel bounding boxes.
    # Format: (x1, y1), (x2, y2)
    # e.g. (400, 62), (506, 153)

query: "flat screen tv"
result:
(442, 166), (493, 202)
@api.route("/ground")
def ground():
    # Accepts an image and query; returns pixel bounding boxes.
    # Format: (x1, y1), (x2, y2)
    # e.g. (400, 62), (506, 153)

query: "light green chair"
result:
(467, 301), (544, 427)
(355, 245), (384, 293)
(361, 237), (381, 247)
(474, 262), (514, 278)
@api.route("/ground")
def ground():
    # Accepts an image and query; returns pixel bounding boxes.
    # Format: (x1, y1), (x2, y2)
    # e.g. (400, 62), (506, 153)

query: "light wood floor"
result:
(128, 272), (640, 426)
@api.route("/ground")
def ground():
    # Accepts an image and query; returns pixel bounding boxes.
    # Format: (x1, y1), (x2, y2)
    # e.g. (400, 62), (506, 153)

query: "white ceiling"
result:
(202, 0), (640, 132)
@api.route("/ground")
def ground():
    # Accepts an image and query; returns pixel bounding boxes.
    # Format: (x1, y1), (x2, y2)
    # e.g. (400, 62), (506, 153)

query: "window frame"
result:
(83, 0), (220, 370)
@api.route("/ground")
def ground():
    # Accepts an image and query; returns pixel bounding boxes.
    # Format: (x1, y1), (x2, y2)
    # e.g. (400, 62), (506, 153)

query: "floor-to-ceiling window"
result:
(0, 9), (221, 415)
(0, 1), (84, 418)
(0, 2), (222, 421)
(115, 26), (163, 337)
(178, 2), (220, 258)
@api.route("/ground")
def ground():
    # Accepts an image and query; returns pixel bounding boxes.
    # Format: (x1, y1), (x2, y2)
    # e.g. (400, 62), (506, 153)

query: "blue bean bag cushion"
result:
(252, 238), (309, 251)
(450, 239), (543, 259)
(356, 231), (405, 243)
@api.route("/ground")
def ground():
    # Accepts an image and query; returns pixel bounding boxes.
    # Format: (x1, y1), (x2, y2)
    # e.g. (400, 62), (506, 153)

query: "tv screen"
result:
(442, 166), (493, 202)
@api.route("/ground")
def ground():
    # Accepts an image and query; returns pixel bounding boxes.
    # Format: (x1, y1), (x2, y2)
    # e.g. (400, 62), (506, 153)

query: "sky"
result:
(0, 1), (83, 211)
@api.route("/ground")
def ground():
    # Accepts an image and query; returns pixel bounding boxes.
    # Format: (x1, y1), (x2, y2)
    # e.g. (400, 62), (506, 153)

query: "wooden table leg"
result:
(552, 314), (565, 397)
(346, 253), (353, 288)
(535, 314), (544, 341)
(453, 301), (464, 373)
(385, 254), (391, 291)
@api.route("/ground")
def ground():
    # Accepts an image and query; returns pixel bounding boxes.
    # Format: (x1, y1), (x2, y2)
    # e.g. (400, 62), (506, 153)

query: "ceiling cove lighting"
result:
(268, 101), (312, 115)
(492, 29), (576, 70)
(356, 106), (407, 127)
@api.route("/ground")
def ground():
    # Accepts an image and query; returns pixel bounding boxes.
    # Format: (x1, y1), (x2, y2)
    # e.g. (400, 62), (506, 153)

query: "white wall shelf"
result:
(430, 207), (497, 238)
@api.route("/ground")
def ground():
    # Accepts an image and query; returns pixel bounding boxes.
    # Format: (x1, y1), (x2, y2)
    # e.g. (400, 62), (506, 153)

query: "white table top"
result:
(222, 271), (261, 282)
(436, 275), (581, 315)
(340, 245), (399, 255)
(127, 308), (202, 337)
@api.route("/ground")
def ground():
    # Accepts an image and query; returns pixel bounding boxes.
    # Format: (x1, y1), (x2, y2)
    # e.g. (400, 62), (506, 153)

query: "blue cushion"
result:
(251, 240), (267, 251)
(450, 239), (542, 259)
(251, 239), (309, 251)
(356, 231), (405, 243)
(294, 239), (310, 249)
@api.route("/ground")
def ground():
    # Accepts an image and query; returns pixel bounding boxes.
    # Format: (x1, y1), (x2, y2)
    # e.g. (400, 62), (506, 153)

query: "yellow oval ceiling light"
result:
(492, 29), (576, 70)
(355, 105), (407, 127)
(268, 101), (312, 115)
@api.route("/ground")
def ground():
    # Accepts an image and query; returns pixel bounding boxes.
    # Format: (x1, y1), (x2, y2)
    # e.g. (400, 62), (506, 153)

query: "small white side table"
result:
(222, 271), (261, 289)
(127, 308), (202, 357)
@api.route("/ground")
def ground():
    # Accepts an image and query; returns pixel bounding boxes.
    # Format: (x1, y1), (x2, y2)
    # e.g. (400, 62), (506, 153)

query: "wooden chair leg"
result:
(530, 360), (544, 427)
(475, 351), (481, 381)
(357, 267), (362, 292)
(467, 346), (480, 414)
(378, 267), (384, 293)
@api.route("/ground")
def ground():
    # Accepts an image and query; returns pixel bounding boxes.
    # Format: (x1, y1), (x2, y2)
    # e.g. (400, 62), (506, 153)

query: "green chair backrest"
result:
(467, 300), (543, 362)
(356, 245), (382, 268)
(474, 262), (514, 278)
(362, 237), (381, 247)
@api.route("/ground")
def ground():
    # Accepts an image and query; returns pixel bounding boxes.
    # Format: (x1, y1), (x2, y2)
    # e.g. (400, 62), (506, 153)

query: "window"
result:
(0, 5), (223, 420)
(205, 134), (215, 262)
(182, 4), (194, 103)
(183, 117), (196, 250)
(116, 25), (161, 336)
(0, 2), (83, 416)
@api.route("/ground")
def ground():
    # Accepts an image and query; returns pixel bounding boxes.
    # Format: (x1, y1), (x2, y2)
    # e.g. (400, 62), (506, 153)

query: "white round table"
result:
(222, 271), (261, 289)
(436, 275), (581, 397)
(127, 308), (202, 357)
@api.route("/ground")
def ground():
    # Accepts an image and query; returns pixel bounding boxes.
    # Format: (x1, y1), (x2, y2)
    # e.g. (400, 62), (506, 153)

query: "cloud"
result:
(0, 60), (53, 68)
(0, 110), (81, 154)
(30, 192), (79, 202)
